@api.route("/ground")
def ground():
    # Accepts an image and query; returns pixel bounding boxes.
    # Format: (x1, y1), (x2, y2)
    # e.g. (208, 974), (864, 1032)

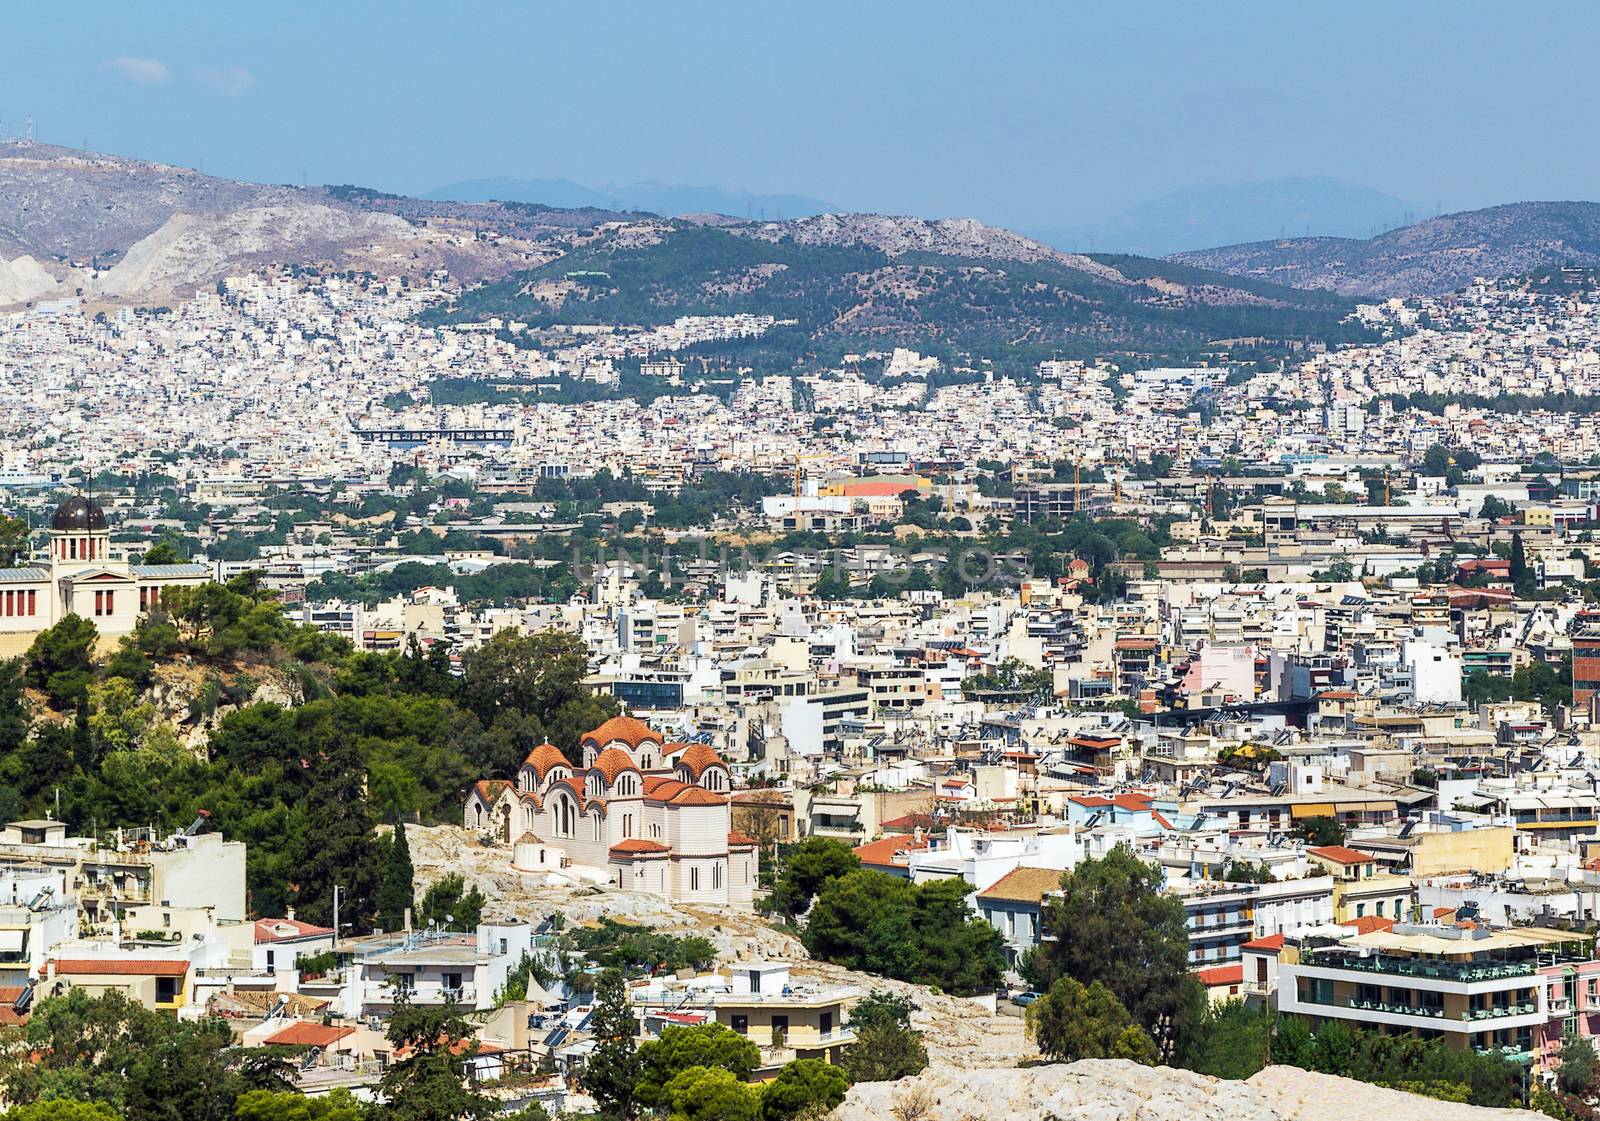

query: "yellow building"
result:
(712, 962), (856, 1066)
(48, 957), (189, 1011)
(1308, 844), (1412, 923)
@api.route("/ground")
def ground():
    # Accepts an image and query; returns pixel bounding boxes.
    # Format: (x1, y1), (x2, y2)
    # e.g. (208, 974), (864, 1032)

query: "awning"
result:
(0, 928), (26, 954)
(1291, 803), (1336, 819)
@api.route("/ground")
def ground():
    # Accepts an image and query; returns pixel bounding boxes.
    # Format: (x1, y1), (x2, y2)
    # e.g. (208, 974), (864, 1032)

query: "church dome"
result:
(51, 495), (107, 532)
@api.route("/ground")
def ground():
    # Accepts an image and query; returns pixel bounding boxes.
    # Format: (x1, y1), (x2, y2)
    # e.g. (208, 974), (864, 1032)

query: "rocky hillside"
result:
(0, 142), (635, 304)
(833, 1059), (1529, 1121)
(1170, 201), (1600, 298)
(429, 215), (1370, 362)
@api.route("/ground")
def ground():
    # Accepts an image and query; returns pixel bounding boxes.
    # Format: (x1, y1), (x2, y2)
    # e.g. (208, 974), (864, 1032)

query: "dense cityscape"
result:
(7, 7), (1600, 1121)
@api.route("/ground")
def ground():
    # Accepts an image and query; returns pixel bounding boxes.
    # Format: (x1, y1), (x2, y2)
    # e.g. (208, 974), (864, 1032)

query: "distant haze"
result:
(1032, 178), (1420, 257)
(424, 178), (836, 220)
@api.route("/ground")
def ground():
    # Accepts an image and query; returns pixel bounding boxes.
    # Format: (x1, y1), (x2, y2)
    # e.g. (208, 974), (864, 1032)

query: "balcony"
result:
(364, 982), (476, 1006)
(1305, 952), (1535, 983)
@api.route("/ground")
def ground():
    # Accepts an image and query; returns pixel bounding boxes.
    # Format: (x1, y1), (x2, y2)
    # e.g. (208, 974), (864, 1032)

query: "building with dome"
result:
(463, 714), (758, 907)
(0, 495), (210, 655)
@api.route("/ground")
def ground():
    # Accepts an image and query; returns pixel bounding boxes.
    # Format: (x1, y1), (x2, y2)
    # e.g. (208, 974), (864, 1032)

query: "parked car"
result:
(1011, 990), (1043, 1007)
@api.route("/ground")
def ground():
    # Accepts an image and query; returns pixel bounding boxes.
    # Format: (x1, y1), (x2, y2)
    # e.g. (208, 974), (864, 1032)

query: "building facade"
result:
(464, 716), (758, 907)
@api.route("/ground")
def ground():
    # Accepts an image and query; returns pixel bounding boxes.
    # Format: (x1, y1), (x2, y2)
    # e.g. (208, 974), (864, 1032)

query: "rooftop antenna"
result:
(25, 116), (34, 145)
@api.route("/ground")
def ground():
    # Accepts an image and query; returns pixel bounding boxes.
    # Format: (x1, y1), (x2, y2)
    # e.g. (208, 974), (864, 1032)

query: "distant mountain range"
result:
(426, 212), (1369, 363)
(1031, 177), (1419, 257)
(1170, 201), (1600, 297)
(424, 177), (837, 220)
(3, 141), (1599, 328)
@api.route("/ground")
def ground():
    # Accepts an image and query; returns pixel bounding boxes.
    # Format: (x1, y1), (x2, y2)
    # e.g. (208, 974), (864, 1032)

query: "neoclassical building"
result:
(464, 715), (758, 907)
(0, 496), (210, 656)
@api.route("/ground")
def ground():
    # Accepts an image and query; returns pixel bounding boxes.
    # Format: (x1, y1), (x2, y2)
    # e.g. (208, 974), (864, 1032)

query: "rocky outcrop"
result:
(831, 1060), (1529, 1121)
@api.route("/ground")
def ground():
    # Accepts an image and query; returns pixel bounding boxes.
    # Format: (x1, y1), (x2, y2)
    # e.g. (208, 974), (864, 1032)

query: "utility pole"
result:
(333, 884), (343, 948)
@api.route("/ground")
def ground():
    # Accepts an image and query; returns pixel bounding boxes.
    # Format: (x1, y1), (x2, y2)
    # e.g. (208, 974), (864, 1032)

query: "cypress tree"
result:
(377, 820), (415, 933)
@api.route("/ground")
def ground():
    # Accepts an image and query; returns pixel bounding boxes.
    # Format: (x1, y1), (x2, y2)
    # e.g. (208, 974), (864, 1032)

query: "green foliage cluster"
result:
(1463, 658), (1572, 712)
(0, 619), (617, 933)
(1033, 846), (1194, 1058)
(427, 223), (1371, 370)
(801, 869), (1006, 996)
(582, 983), (849, 1121)
(1025, 978), (1159, 1064)
(0, 990), (300, 1121)
(566, 918), (718, 976)
(837, 991), (928, 1083)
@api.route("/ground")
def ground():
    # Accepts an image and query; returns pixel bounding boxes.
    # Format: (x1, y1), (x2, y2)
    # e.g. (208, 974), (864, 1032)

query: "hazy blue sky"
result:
(8, 1), (1598, 229)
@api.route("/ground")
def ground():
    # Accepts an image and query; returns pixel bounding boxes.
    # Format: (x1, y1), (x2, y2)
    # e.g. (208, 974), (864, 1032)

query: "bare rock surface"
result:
(832, 1059), (1530, 1121)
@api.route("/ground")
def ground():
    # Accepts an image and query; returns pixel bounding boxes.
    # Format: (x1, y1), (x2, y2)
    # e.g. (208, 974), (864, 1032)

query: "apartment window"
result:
(443, 972), (463, 994)
(731, 1014), (748, 1034)
(155, 976), (177, 1004)
(1376, 901), (1385, 918)
(1355, 903), (1366, 918)
(266, 949), (276, 971)
(771, 1014), (789, 1036)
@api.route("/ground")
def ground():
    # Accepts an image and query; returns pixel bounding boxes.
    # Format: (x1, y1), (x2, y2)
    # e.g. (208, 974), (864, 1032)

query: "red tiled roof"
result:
(592, 746), (641, 784)
(728, 831), (758, 847)
(852, 835), (929, 868)
(584, 716), (662, 749)
(55, 959), (189, 976)
(522, 743), (569, 776)
(1340, 915), (1396, 934)
(254, 917), (335, 943)
(1194, 963), (1244, 986)
(265, 1022), (355, 1047)
(643, 777), (690, 803)
(1307, 845), (1374, 865)
(610, 839), (670, 856)
(676, 743), (725, 778)
(666, 785), (726, 807)
(1242, 933), (1285, 952)
(471, 779), (512, 803)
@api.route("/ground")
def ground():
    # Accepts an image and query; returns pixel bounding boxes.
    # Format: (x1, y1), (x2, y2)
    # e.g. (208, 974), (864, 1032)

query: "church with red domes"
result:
(463, 715), (758, 906)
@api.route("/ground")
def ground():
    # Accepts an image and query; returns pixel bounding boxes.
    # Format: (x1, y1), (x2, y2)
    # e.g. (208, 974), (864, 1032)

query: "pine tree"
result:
(377, 820), (415, 933)
(583, 970), (641, 1119)
(1509, 531), (1530, 591)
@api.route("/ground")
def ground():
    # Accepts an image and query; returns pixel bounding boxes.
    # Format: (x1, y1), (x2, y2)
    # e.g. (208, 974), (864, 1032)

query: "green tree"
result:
(1271, 1014), (1314, 1068)
(457, 629), (620, 765)
(1176, 999), (1269, 1079)
(1557, 1036), (1597, 1096)
(376, 821), (415, 933)
(584, 971), (641, 1120)
(759, 1059), (849, 1121)
(0, 513), (31, 567)
(25, 613), (98, 710)
(141, 541), (183, 566)
(1025, 978), (1157, 1064)
(1296, 816), (1346, 846)
(663, 1066), (759, 1121)
(378, 1001), (494, 1121)
(1510, 531), (1530, 592)
(417, 873), (486, 931)
(232, 1088), (368, 1121)
(769, 837), (860, 920)
(802, 870), (1003, 996)
(838, 991), (927, 1083)
(291, 734), (382, 932)
(0, 1105), (122, 1121)
(1035, 846), (1192, 1058)
(635, 1025), (761, 1108)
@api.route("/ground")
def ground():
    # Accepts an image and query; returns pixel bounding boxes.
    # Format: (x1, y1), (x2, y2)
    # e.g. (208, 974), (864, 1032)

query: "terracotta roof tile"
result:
(264, 1022), (355, 1047)
(976, 866), (1063, 904)
(583, 716), (662, 749)
(55, 959), (189, 976)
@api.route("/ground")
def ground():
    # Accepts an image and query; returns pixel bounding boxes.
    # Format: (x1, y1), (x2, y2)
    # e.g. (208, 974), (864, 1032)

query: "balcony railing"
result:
(1305, 952), (1535, 983)
(364, 983), (476, 1005)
